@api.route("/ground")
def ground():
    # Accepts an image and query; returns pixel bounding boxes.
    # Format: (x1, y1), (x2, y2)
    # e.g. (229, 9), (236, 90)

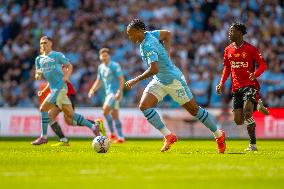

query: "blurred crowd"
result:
(0, 0), (283, 108)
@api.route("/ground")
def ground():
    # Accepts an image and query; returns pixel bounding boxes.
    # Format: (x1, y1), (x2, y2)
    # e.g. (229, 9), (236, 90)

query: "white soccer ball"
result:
(92, 136), (110, 153)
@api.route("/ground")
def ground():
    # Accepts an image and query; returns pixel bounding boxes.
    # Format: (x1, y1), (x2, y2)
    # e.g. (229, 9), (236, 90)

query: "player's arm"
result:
(125, 62), (159, 89)
(115, 75), (124, 100)
(62, 63), (73, 82)
(248, 47), (267, 80)
(88, 79), (101, 98)
(216, 49), (231, 94)
(159, 30), (172, 56)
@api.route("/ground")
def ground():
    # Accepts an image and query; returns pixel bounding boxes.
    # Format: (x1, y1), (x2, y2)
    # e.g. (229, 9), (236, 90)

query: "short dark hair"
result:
(40, 36), (52, 41)
(99, 48), (110, 55)
(231, 22), (247, 35)
(127, 19), (146, 30)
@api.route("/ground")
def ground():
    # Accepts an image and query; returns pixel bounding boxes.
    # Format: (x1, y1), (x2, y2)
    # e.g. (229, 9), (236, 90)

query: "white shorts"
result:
(104, 93), (120, 109)
(143, 78), (193, 105)
(45, 88), (71, 109)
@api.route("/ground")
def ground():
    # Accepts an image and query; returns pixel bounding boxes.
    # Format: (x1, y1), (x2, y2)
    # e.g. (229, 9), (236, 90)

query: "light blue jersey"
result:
(140, 30), (183, 85)
(97, 60), (123, 95)
(35, 50), (69, 90)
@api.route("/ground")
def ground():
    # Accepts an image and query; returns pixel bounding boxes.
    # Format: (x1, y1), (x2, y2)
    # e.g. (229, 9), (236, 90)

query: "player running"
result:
(88, 48), (125, 143)
(125, 19), (226, 153)
(32, 36), (104, 145)
(216, 22), (267, 151)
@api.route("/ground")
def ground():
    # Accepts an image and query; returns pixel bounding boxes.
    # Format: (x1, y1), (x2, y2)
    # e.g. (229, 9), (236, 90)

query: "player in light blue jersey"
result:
(32, 36), (104, 145)
(88, 48), (125, 143)
(126, 19), (226, 153)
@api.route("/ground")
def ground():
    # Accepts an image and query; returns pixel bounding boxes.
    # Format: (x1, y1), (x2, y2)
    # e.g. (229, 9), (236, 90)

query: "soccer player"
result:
(125, 19), (226, 153)
(32, 36), (104, 145)
(88, 48), (125, 143)
(216, 22), (267, 151)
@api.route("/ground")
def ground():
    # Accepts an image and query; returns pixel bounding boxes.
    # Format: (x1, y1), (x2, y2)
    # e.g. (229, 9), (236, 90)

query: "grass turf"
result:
(0, 139), (283, 189)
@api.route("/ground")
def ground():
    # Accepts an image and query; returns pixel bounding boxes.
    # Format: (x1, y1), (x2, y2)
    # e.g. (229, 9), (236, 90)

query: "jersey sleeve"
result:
(220, 48), (231, 85)
(113, 63), (123, 77)
(144, 45), (159, 65)
(150, 30), (160, 40)
(251, 46), (267, 77)
(97, 66), (102, 81)
(57, 52), (70, 65)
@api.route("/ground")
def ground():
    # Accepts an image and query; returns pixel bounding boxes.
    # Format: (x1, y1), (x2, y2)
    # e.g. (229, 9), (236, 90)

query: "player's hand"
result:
(216, 83), (224, 94)
(125, 78), (139, 89)
(88, 90), (94, 98)
(247, 71), (256, 81)
(35, 72), (42, 80)
(114, 90), (121, 100)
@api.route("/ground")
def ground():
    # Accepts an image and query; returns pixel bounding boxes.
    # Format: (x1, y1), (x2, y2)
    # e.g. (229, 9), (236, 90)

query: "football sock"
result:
(105, 114), (114, 134)
(50, 121), (65, 139)
(41, 112), (49, 139)
(160, 127), (171, 136)
(73, 113), (94, 129)
(114, 119), (124, 139)
(245, 117), (256, 144)
(142, 108), (167, 133)
(195, 107), (218, 133)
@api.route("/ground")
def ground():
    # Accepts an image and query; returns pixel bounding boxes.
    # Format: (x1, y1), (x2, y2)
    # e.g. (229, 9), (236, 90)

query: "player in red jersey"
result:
(216, 22), (268, 151)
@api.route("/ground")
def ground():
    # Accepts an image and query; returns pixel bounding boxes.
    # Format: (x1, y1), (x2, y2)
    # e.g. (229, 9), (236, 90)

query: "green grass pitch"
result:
(0, 138), (283, 189)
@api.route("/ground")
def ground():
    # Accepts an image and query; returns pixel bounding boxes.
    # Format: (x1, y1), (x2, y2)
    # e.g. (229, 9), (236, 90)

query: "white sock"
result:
(159, 127), (171, 136)
(91, 124), (98, 130)
(213, 129), (222, 138)
(41, 134), (47, 139)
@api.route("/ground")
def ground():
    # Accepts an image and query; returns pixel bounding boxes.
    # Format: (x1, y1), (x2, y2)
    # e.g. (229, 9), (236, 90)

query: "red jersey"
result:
(220, 41), (267, 93)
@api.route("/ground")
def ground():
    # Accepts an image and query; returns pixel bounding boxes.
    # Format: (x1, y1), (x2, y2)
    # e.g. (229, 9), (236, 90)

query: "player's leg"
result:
(31, 99), (55, 145)
(111, 108), (125, 143)
(57, 90), (101, 136)
(243, 87), (258, 151)
(182, 99), (226, 153)
(168, 78), (225, 153)
(102, 95), (116, 141)
(140, 80), (176, 152)
(257, 98), (270, 115)
(48, 107), (69, 147)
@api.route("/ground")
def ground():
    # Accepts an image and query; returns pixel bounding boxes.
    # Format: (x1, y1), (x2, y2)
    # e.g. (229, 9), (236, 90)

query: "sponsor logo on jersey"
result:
(231, 61), (248, 68)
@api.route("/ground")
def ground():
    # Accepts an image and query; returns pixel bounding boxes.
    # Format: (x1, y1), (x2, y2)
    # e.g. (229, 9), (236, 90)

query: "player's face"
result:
(126, 27), (140, 43)
(40, 38), (52, 53)
(228, 26), (242, 42)
(99, 52), (110, 63)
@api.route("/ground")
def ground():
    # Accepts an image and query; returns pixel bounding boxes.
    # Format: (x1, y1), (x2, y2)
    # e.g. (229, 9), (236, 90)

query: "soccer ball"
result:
(92, 136), (110, 153)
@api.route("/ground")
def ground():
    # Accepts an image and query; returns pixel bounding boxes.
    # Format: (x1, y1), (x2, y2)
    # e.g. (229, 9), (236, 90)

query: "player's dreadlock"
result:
(231, 22), (247, 35)
(128, 19), (146, 30)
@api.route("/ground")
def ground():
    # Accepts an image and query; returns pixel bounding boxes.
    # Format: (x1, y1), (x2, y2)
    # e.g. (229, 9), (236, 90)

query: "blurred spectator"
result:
(0, 0), (283, 108)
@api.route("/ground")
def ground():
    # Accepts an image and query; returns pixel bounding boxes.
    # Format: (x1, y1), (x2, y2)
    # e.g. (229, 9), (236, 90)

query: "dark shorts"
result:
(232, 86), (258, 110)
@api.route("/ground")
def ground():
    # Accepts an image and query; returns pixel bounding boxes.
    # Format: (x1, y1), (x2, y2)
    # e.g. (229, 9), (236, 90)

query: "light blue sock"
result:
(41, 112), (49, 136)
(104, 114), (114, 134)
(73, 113), (93, 129)
(195, 107), (218, 132)
(114, 119), (124, 138)
(142, 108), (165, 130)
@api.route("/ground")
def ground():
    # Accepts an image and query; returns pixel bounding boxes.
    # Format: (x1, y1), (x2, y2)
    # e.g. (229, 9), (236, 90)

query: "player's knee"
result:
(139, 103), (149, 111)
(234, 117), (244, 125)
(243, 110), (253, 120)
